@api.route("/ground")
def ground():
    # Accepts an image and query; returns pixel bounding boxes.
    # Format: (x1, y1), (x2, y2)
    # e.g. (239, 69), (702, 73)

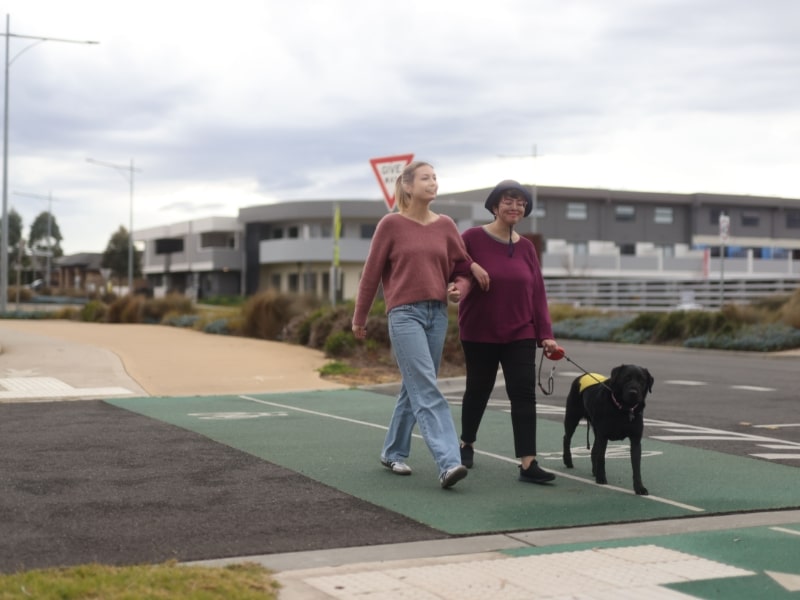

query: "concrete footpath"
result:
(2, 320), (800, 599)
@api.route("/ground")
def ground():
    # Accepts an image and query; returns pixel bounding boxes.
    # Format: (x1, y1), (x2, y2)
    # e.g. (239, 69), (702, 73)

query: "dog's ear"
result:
(644, 368), (654, 393)
(610, 365), (623, 381)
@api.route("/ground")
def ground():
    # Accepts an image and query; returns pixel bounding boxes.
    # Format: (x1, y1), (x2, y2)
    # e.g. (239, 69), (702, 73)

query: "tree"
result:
(28, 211), (64, 258)
(102, 226), (142, 286)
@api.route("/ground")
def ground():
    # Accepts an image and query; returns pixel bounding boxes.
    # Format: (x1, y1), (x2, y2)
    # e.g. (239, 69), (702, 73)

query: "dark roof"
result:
(56, 253), (103, 270)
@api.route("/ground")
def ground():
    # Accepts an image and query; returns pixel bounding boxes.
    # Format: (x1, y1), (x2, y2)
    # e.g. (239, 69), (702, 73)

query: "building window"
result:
(658, 244), (675, 258)
(303, 271), (317, 293)
(271, 228), (284, 239)
(270, 273), (281, 290)
(786, 210), (800, 229)
(566, 202), (587, 220)
(287, 273), (299, 292)
(287, 226), (299, 239)
(741, 212), (759, 227)
(360, 224), (376, 238)
(654, 207), (673, 224)
(619, 243), (635, 255)
(615, 205), (635, 222)
(200, 232), (236, 249)
(574, 242), (588, 255)
(532, 200), (545, 219)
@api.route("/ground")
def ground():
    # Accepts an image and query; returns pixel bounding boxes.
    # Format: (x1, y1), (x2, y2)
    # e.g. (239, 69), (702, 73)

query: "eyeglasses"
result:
(500, 192), (527, 208)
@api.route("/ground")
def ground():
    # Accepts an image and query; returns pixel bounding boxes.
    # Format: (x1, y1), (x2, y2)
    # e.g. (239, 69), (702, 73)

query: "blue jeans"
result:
(382, 301), (461, 476)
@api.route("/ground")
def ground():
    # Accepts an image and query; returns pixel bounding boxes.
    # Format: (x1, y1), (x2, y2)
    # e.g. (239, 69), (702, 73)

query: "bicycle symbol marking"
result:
(188, 412), (289, 420)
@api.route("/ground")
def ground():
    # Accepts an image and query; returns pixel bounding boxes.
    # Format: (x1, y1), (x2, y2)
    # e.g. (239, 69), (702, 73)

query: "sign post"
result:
(719, 213), (729, 306)
(369, 154), (414, 212)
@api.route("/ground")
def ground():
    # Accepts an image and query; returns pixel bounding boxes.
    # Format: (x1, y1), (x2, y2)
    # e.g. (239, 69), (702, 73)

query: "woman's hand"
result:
(471, 262), (490, 291)
(352, 324), (367, 340)
(447, 283), (461, 303)
(541, 338), (559, 354)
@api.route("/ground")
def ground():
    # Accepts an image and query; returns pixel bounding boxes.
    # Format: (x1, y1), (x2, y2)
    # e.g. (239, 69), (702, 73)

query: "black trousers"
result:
(460, 338), (538, 458)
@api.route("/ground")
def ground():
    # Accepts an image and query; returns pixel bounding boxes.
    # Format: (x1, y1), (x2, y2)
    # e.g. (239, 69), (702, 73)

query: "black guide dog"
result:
(562, 364), (654, 495)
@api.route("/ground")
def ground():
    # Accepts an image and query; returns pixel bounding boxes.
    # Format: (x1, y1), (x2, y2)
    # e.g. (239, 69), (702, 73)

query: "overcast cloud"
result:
(3, 0), (800, 254)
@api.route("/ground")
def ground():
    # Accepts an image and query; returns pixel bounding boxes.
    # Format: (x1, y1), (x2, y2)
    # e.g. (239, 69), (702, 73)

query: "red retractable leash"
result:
(537, 345), (566, 395)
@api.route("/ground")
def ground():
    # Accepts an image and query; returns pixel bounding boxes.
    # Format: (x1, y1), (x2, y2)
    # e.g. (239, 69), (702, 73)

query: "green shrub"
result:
(548, 303), (604, 322)
(307, 305), (353, 349)
(686, 323), (800, 351)
(318, 361), (357, 377)
(288, 308), (326, 346)
(241, 290), (319, 341)
(203, 318), (233, 335)
(142, 294), (194, 324)
(779, 288), (800, 328)
(80, 300), (108, 322)
(651, 311), (687, 343)
(553, 315), (635, 341)
(163, 314), (200, 328)
(324, 331), (357, 357)
(106, 295), (146, 323)
(199, 295), (245, 307)
(613, 312), (662, 343)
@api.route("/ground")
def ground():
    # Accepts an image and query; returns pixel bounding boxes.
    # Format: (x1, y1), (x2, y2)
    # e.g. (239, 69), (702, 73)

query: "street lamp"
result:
(498, 144), (539, 233)
(87, 157), (139, 293)
(1, 14), (98, 312)
(13, 190), (56, 287)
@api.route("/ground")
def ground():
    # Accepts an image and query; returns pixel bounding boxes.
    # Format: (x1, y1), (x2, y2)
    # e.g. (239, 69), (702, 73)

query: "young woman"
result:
(351, 161), (487, 489)
(457, 180), (559, 484)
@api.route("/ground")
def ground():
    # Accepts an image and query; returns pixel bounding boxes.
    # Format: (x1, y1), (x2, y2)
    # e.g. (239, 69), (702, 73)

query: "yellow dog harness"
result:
(578, 373), (608, 393)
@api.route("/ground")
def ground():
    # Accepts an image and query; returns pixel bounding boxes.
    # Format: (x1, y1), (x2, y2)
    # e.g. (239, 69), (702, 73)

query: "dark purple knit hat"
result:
(484, 180), (533, 217)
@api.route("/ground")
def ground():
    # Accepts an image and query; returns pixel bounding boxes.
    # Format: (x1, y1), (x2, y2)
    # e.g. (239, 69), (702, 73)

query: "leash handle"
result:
(544, 346), (565, 361)
(537, 347), (557, 395)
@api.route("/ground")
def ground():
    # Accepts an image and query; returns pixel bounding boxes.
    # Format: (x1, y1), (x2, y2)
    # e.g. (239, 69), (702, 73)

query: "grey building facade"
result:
(135, 185), (800, 302)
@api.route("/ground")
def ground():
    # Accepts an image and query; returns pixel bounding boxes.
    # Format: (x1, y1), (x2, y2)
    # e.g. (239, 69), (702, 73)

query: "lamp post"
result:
(13, 190), (56, 287)
(1, 14), (98, 312)
(87, 157), (139, 294)
(498, 144), (539, 233)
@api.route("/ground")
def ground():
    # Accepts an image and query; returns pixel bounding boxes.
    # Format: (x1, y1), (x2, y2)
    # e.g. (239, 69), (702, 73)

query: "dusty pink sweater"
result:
(352, 213), (472, 327)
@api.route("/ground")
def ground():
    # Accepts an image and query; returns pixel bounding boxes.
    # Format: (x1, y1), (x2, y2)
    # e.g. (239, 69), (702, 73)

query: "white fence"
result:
(544, 278), (800, 312)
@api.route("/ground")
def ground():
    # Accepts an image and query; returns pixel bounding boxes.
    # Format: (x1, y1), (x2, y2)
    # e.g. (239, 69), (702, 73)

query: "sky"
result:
(2, 0), (800, 255)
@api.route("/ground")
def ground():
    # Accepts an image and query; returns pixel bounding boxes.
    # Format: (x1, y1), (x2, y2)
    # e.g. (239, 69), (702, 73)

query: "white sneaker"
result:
(381, 459), (412, 475)
(440, 464), (468, 489)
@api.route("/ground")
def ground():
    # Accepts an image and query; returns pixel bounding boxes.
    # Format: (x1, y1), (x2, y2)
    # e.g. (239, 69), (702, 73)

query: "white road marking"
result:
(765, 570), (800, 592)
(240, 395), (705, 512)
(188, 411), (289, 420)
(303, 544), (754, 599)
(751, 454), (800, 460)
(0, 377), (134, 400)
(731, 385), (777, 392)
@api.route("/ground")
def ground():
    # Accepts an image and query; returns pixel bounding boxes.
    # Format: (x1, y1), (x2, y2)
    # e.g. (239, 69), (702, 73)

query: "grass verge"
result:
(0, 561), (278, 600)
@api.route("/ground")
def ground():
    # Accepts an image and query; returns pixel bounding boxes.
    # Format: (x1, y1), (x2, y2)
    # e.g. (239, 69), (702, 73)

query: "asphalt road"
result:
(473, 341), (799, 465)
(366, 340), (800, 464)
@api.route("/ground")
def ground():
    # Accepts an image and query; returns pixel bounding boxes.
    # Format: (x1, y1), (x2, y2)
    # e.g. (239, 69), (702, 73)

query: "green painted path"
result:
(108, 389), (800, 536)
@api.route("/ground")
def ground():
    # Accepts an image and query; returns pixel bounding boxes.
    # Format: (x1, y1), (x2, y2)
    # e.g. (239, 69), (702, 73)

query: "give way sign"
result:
(369, 153), (414, 212)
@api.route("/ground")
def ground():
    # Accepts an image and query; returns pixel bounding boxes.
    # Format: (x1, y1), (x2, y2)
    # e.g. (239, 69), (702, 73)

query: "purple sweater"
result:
(352, 213), (471, 327)
(458, 226), (554, 344)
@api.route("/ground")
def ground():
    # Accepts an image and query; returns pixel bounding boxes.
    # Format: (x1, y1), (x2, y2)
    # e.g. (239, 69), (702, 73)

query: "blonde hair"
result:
(394, 161), (433, 213)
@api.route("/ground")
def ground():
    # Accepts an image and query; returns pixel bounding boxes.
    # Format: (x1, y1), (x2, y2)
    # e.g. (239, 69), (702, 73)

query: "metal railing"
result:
(544, 277), (800, 312)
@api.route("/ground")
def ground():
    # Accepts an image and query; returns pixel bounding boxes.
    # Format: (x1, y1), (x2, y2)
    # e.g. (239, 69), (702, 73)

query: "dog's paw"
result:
(635, 485), (649, 496)
(595, 476), (608, 485)
(563, 456), (574, 468)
